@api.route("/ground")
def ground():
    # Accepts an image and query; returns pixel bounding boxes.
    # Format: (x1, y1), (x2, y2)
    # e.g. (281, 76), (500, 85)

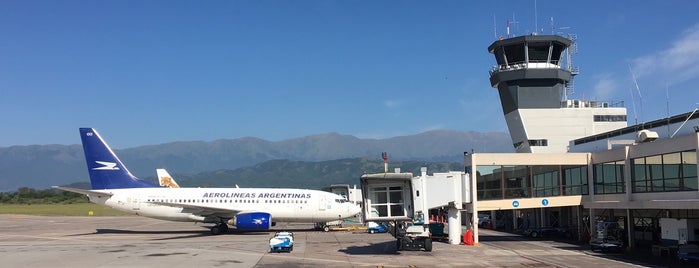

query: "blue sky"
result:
(2, 0), (699, 148)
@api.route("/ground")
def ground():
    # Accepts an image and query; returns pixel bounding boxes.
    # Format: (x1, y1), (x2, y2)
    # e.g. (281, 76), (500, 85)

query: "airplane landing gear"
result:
(211, 223), (229, 235)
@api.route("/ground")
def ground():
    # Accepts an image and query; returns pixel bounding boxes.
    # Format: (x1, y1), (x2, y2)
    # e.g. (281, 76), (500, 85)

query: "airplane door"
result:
(131, 195), (140, 211)
(318, 196), (326, 211)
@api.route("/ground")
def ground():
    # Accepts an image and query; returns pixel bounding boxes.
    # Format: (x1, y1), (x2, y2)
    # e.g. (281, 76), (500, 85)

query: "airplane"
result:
(156, 169), (180, 188)
(54, 128), (361, 235)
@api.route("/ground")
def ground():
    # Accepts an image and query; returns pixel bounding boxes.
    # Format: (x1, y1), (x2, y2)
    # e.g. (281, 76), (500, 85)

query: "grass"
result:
(0, 203), (129, 216)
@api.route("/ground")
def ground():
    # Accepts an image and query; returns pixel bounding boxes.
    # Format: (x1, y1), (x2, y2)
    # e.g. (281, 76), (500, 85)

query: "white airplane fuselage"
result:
(89, 187), (356, 223)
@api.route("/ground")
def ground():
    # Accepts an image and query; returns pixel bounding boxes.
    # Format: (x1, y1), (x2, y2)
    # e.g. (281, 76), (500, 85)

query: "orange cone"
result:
(464, 229), (474, 245)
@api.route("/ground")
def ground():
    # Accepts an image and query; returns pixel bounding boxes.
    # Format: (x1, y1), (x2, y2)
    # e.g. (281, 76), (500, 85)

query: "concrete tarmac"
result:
(0, 215), (665, 267)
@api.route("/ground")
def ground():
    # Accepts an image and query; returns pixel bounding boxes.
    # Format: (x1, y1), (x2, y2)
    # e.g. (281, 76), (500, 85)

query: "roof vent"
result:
(637, 130), (659, 143)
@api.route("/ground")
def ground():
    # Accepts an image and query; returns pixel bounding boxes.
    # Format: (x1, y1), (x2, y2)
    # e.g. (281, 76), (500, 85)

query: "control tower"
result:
(488, 35), (627, 153)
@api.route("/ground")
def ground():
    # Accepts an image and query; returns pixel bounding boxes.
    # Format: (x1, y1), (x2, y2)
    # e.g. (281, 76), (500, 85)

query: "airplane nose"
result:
(352, 204), (361, 216)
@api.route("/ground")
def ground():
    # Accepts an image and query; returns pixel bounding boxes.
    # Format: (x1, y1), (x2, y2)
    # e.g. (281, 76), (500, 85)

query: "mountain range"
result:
(0, 130), (512, 191)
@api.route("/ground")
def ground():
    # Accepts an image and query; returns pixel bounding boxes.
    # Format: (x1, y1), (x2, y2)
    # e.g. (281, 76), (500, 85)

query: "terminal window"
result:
(632, 150), (698, 193)
(478, 164), (585, 200)
(369, 186), (406, 218)
(594, 115), (627, 122)
(562, 166), (589, 195)
(527, 42), (551, 63)
(528, 139), (548, 147)
(476, 165), (504, 200)
(533, 166), (559, 197)
(593, 160), (626, 194)
(504, 165), (531, 199)
(503, 43), (526, 65)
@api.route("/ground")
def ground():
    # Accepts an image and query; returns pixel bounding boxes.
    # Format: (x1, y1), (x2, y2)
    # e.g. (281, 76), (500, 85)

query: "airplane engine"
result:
(230, 212), (272, 230)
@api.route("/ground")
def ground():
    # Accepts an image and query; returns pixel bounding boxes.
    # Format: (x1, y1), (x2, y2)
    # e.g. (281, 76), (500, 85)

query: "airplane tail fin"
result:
(156, 168), (181, 188)
(80, 128), (157, 189)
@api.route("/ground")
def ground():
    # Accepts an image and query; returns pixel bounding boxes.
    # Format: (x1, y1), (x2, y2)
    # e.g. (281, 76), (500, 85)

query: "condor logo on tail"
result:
(93, 161), (120, 170)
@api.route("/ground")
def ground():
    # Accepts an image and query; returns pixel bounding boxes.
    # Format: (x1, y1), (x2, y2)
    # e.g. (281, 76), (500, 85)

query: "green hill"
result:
(147, 157), (464, 190)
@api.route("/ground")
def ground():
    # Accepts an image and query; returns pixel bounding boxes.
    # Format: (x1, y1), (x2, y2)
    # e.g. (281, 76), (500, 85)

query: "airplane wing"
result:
(52, 186), (113, 197)
(150, 200), (241, 218)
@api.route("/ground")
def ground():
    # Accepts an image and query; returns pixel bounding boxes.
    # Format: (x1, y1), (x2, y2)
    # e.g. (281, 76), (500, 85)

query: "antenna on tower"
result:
(628, 83), (638, 125)
(629, 65), (644, 124)
(666, 82), (671, 137)
(511, 12), (519, 37)
(534, 0), (538, 34)
(506, 19), (510, 38)
(493, 14), (498, 39)
(666, 82), (670, 118)
(550, 17), (554, 34)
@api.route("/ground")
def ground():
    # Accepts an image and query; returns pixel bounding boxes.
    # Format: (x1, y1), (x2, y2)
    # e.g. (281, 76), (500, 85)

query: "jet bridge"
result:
(360, 172), (415, 222)
(360, 168), (471, 245)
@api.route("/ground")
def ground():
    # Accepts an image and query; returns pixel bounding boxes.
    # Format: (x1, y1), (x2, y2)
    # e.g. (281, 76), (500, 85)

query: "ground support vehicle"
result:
(428, 222), (448, 242)
(327, 225), (367, 232)
(315, 220), (343, 232)
(677, 244), (699, 261)
(589, 220), (624, 252)
(523, 227), (569, 238)
(316, 220), (367, 232)
(590, 238), (623, 252)
(478, 214), (491, 228)
(395, 223), (433, 252)
(367, 221), (387, 234)
(269, 232), (294, 253)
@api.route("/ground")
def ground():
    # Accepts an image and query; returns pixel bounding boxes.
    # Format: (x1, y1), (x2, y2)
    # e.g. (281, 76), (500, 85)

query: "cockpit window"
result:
(335, 198), (348, 203)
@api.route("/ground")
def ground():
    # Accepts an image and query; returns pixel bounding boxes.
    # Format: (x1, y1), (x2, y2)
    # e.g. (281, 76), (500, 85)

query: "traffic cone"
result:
(463, 229), (474, 245)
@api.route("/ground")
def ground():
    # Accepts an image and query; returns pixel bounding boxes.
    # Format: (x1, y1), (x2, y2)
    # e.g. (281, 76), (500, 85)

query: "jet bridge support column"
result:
(448, 207), (461, 245)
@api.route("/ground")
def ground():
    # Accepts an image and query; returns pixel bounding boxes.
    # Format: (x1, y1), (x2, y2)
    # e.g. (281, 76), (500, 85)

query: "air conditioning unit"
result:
(636, 130), (659, 143)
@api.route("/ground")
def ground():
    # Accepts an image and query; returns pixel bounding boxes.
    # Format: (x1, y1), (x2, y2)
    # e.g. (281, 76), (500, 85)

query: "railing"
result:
(489, 61), (563, 75)
(561, 99), (625, 108)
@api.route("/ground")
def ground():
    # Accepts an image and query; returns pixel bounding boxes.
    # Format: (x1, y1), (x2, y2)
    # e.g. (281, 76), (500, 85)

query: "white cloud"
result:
(384, 99), (402, 109)
(631, 23), (699, 85)
(590, 73), (618, 100)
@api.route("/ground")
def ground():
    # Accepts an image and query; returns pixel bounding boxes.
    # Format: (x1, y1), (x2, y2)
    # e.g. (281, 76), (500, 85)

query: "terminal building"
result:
(466, 33), (699, 251)
(358, 33), (699, 254)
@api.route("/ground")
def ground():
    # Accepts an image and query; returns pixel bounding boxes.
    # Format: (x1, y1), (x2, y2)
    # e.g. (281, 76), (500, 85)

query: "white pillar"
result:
(448, 207), (461, 245)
